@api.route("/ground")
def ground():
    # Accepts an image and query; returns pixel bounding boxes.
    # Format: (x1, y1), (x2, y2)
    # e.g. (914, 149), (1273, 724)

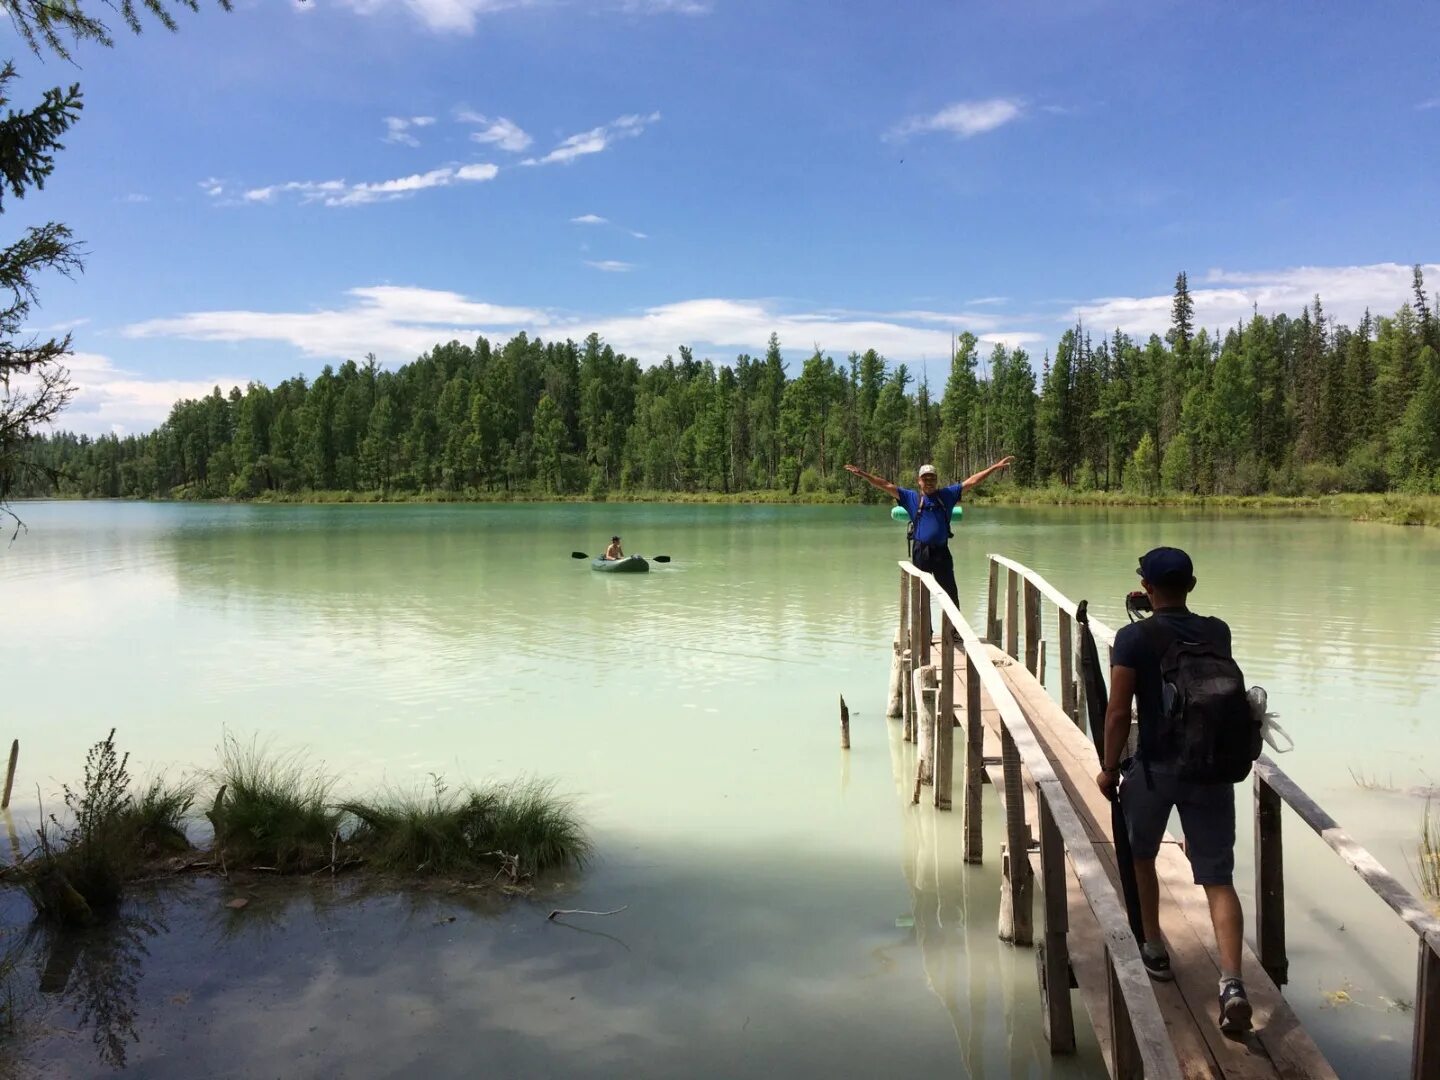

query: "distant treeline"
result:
(20, 271), (1440, 501)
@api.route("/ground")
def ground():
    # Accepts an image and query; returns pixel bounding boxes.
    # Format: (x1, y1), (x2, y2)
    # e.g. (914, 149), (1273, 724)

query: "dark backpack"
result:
(1140, 618), (1261, 783)
(906, 495), (954, 552)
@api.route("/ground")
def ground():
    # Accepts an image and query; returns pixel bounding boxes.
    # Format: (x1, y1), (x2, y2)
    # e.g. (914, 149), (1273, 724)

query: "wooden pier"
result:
(885, 554), (1440, 1079)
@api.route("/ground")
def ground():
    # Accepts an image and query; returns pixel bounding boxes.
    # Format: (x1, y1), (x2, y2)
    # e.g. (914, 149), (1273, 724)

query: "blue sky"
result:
(9, 0), (1439, 433)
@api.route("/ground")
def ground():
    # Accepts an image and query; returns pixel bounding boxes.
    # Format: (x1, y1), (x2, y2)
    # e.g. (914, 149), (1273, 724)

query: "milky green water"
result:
(2, 501), (1437, 1077)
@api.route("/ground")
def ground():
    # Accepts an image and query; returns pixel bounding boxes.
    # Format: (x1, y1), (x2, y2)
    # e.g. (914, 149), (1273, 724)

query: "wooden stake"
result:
(887, 631), (904, 719)
(963, 652), (984, 863)
(935, 621), (954, 811)
(2, 740), (17, 810)
(840, 694), (851, 750)
(1255, 774), (1288, 985)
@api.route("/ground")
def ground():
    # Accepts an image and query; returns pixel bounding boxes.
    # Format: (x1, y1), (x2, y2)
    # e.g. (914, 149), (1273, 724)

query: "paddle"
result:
(570, 552), (671, 563)
(1077, 598), (1147, 947)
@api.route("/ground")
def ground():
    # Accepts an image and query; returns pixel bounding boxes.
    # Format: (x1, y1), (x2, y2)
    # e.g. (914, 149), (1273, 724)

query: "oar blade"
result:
(571, 551), (589, 559)
(650, 555), (671, 563)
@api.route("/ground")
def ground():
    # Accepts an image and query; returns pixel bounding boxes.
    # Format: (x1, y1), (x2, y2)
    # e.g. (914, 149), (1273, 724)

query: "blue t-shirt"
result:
(896, 483), (963, 546)
(1112, 608), (1232, 766)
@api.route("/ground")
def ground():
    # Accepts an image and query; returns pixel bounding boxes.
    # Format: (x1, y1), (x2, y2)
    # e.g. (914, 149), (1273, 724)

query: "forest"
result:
(18, 271), (1440, 502)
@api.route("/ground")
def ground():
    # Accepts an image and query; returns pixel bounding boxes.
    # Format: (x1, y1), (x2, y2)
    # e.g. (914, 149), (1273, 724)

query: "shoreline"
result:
(18, 488), (1440, 526)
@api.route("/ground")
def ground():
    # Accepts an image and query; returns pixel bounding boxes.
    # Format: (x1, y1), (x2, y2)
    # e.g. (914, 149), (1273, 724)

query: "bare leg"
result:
(1133, 858), (1163, 945)
(1204, 883), (1244, 976)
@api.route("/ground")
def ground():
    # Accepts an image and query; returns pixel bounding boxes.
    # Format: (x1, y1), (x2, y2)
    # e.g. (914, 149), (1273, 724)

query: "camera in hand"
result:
(1125, 590), (1152, 621)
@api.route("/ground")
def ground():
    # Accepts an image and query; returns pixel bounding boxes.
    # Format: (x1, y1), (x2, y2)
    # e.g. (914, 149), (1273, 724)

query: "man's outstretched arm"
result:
(844, 464), (900, 500)
(961, 455), (1016, 490)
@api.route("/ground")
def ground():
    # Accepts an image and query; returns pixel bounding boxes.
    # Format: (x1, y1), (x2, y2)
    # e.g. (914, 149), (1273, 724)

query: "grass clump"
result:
(210, 737), (340, 872)
(23, 730), (134, 926)
(119, 776), (195, 857)
(343, 776), (588, 878)
(1419, 800), (1440, 907)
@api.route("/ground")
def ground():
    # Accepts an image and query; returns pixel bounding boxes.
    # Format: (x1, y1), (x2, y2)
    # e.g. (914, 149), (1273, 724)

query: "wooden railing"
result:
(983, 553), (1440, 1080)
(897, 560), (1183, 1079)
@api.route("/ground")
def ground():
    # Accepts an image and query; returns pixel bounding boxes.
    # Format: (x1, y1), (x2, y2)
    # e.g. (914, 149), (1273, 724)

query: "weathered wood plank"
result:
(963, 652), (984, 862)
(1059, 611), (1076, 719)
(1024, 579), (1042, 676)
(1255, 775), (1287, 986)
(1413, 934), (1440, 1080)
(1005, 568), (1020, 660)
(998, 722), (1035, 945)
(935, 621), (954, 810)
(1254, 757), (1440, 944)
(987, 558), (1001, 642)
(1038, 786), (1077, 1052)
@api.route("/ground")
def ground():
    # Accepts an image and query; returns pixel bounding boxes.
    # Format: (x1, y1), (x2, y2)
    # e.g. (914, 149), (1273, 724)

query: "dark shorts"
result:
(910, 542), (958, 606)
(1119, 761), (1236, 886)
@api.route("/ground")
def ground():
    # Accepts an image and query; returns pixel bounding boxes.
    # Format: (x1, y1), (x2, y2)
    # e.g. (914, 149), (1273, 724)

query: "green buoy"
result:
(891, 504), (962, 522)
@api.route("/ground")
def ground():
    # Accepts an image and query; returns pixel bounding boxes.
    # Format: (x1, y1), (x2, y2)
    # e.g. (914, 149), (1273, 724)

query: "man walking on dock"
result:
(844, 456), (1013, 607)
(1096, 547), (1254, 1036)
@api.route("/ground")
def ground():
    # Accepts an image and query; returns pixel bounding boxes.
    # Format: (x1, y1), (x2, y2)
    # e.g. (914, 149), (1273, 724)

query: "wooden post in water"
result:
(986, 558), (1001, 643)
(913, 666), (937, 791)
(1106, 947), (1143, 1079)
(1414, 934), (1440, 1080)
(1255, 774), (1288, 985)
(935, 621), (954, 811)
(1058, 612), (1076, 721)
(839, 694), (851, 750)
(963, 653), (984, 862)
(997, 723), (1034, 945)
(908, 576), (923, 742)
(919, 587), (932, 669)
(886, 630), (904, 719)
(1, 740), (17, 810)
(1024, 580), (1041, 676)
(1005, 569), (1020, 660)
(1037, 784), (1076, 1052)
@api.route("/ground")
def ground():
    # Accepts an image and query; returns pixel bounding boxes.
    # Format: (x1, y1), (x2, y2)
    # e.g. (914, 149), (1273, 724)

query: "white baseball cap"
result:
(917, 464), (937, 477)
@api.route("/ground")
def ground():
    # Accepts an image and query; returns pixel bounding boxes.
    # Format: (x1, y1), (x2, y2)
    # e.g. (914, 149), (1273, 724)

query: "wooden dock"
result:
(883, 554), (1440, 1079)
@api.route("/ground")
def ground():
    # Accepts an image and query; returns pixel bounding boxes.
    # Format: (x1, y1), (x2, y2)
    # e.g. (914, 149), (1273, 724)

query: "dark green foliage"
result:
(120, 777), (194, 857)
(16, 272), (1440, 501)
(343, 777), (588, 877)
(210, 738), (340, 872)
(23, 730), (133, 926)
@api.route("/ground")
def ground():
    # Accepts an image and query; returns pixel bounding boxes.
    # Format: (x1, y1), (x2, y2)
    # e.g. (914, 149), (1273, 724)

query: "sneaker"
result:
(1140, 945), (1174, 982)
(1219, 979), (1253, 1034)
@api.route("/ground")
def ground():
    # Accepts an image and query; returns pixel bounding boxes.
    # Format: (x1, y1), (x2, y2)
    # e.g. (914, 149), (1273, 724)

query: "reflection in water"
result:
(0, 501), (1436, 1077)
(36, 910), (161, 1069)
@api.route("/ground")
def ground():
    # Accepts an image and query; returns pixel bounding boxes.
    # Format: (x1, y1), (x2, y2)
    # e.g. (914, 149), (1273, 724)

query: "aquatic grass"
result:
(481, 779), (590, 876)
(21, 730), (134, 926)
(340, 779), (494, 876)
(342, 777), (588, 878)
(210, 737), (341, 872)
(119, 776), (195, 856)
(1419, 800), (1440, 907)
(1348, 768), (1398, 793)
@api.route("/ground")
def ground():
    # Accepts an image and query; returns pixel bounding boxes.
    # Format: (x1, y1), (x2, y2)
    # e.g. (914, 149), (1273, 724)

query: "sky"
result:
(8, 0), (1439, 434)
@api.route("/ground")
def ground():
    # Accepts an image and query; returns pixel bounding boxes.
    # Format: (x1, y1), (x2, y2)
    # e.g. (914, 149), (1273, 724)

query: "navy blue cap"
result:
(1136, 547), (1194, 586)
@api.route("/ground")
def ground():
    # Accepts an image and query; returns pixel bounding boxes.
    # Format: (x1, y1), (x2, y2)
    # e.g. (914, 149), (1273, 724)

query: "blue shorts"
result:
(1119, 760), (1236, 886)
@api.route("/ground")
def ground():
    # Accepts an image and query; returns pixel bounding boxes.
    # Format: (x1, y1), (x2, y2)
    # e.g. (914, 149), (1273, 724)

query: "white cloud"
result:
(890, 98), (1024, 140)
(36, 352), (250, 437)
(523, 111), (660, 166)
(122, 286), (1039, 372)
(240, 163), (498, 208)
(630, 230), (648, 239)
(621, 0), (710, 12)
(335, 0), (522, 34)
(458, 112), (532, 152)
(585, 260), (634, 272)
(119, 193), (150, 204)
(1417, 98), (1440, 111)
(200, 177), (225, 198)
(571, 213), (608, 225)
(383, 115), (437, 146)
(1068, 262), (1440, 338)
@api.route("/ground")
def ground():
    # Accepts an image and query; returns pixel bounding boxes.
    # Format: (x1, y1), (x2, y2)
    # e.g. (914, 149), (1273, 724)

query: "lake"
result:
(2, 500), (1437, 1077)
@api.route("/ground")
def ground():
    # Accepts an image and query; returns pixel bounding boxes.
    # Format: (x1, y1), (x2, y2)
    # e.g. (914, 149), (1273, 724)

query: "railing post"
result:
(1037, 784), (1076, 1052)
(919, 585), (932, 669)
(986, 557), (1001, 642)
(907, 574), (921, 742)
(1058, 611), (1076, 721)
(963, 652), (984, 863)
(1024, 580), (1041, 676)
(1005, 568), (1019, 660)
(1074, 633), (1088, 735)
(1255, 774), (1288, 985)
(935, 620), (954, 810)
(1413, 933), (1440, 1080)
(914, 666), (937, 793)
(1106, 947), (1143, 1079)
(997, 723), (1034, 945)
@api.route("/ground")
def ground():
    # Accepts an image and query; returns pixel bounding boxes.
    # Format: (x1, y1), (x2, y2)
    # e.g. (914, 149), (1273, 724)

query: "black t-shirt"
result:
(1112, 608), (1233, 767)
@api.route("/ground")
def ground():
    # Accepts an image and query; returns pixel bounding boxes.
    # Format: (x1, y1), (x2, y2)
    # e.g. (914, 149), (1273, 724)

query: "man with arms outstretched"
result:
(843, 456), (1014, 607)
